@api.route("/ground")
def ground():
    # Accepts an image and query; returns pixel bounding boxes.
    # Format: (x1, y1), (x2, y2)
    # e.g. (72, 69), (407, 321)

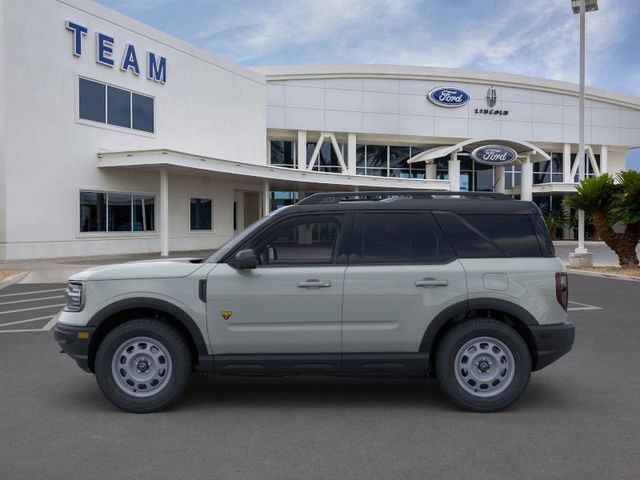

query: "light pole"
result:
(571, 0), (598, 256)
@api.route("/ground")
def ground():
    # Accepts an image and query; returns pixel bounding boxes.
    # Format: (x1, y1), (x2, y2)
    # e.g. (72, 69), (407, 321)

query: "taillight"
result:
(555, 272), (569, 311)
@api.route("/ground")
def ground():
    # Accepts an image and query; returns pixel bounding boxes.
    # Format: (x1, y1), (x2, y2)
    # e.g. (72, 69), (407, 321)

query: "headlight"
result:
(64, 282), (84, 312)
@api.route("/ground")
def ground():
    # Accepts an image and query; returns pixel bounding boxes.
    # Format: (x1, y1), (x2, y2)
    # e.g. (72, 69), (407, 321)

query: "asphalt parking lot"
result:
(1, 274), (639, 480)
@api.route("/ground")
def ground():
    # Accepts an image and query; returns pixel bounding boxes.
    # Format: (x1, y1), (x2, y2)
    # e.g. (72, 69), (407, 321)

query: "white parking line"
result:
(0, 295), (64, 306)
(0, 315), (53, 328)
(0, 288), (64, 298)
(0, 303), (65, 315)
(568, 300), (602, 311)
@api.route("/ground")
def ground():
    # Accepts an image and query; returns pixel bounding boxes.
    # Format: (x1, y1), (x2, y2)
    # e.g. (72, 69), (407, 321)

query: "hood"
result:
(69, 258), (207, 281)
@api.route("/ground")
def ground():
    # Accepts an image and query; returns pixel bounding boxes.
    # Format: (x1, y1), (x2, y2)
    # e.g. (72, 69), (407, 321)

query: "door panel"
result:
(206, 264), (345, 354)
(341, 211), (468, 353)
(342, 262), (467, 352)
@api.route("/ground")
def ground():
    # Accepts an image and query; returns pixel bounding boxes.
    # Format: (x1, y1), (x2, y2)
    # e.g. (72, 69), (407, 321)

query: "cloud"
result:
(95, 0), (640, 95)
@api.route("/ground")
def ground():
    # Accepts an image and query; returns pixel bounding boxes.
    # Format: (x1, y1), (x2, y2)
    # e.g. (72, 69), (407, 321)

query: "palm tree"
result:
(565, 172), (640, 267)
(543, 209), (568, 241)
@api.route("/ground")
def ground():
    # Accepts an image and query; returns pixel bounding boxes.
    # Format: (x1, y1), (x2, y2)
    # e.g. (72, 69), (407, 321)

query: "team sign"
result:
(66, 21), (167, 84)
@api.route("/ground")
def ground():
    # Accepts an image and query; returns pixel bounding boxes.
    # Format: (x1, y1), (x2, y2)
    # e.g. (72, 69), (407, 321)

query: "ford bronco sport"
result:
(54, 191), (574, 413)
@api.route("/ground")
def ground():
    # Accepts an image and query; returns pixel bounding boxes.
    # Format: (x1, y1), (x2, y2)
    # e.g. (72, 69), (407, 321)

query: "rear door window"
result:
(350, 212), (454, 264)
(461, 215), (543, 257)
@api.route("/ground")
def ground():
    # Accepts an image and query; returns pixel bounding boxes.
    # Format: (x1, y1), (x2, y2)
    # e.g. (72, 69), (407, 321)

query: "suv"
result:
(54, 191), (574, 413)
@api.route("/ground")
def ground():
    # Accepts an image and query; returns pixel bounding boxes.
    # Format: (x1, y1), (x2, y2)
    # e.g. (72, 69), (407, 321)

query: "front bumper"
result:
(53, 323), (96, 373)
(530, 322), (575, 371)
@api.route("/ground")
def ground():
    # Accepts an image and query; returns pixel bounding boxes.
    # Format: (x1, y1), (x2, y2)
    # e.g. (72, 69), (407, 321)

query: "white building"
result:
(1, 0), (639, 260)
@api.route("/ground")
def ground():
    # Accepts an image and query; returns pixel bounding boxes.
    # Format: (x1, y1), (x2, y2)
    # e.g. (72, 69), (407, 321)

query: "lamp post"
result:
(571, 0), (598, 256)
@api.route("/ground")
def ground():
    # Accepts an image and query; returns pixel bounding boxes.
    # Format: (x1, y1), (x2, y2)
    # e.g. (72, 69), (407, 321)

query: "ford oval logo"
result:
(427, 87), (470, 108)
(471, 145), (518, 166)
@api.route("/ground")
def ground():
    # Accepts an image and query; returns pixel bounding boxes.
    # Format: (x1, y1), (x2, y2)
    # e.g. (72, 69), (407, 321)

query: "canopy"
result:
(407, 138), (551, 164)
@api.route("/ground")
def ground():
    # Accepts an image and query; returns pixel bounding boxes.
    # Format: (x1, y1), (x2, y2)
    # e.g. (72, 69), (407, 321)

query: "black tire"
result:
(435, 318), (531, 412)
(94, 319), (192, 413)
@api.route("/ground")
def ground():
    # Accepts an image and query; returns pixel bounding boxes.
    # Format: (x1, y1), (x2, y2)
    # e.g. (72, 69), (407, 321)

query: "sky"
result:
(94, 0), (640, 169)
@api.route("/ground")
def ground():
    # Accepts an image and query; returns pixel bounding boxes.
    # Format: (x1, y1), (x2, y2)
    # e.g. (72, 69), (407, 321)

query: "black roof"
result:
(280, 191), (541, 215)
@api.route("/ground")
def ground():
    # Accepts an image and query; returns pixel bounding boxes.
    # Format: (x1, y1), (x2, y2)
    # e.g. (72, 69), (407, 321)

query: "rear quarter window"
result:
(434, 212), (549, 258)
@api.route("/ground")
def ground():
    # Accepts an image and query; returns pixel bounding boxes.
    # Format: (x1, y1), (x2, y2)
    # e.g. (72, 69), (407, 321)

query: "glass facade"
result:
(270, 140), (297, 168)
(534, 152), (564, 184)
(80, 191), (155, 233)
(356, 145), (427, 178)
(306, 142), (345, 172)
(78, 78), (154, 133)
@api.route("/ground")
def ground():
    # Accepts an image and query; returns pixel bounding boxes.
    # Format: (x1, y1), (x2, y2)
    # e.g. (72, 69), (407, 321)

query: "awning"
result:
(407, 138), (551, 164)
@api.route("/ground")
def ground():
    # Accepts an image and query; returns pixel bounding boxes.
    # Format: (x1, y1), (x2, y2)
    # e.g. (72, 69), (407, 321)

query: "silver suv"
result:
(54, 191), (574, 413)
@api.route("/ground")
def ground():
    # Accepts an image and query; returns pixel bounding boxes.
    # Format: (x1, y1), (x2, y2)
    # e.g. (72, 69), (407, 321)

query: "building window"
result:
(190, 198), (212, 230)
(270, 140), (297, 168)
(306, 142), (344, 173)
(356, 145), (428, 178)
(78, 78), (154, 133)
(80, 191), (155, 233)
(504, 165), (522, 189)
(534, 153), (564, 184)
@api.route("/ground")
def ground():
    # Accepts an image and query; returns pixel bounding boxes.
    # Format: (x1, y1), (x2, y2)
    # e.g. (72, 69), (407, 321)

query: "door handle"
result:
(415, 278), (448, 287)
(297, 279), (332, 288)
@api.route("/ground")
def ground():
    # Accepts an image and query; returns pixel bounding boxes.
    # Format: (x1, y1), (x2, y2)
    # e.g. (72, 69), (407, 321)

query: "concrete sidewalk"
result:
(0, 250), (212, 284)
(1, 242), (638, 284)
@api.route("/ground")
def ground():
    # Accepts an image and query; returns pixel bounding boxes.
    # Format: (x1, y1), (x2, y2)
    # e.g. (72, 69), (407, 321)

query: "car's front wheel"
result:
(94, 319), (192, 413)
(435, 318), (531, 412)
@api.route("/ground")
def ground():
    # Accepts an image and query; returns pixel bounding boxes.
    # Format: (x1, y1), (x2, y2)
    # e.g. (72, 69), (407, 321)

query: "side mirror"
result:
(234, 249), (257, 270)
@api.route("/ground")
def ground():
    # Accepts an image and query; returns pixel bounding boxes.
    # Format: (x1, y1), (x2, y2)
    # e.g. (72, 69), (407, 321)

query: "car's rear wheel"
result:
(435, 318), (531, 412)
(95, 319), (191, 413)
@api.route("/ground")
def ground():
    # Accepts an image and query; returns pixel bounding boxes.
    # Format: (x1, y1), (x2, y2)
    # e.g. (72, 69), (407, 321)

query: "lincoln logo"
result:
(471, 145), (518, 166)
(427, 87), (470, 107)
(486, 86), (497, 107)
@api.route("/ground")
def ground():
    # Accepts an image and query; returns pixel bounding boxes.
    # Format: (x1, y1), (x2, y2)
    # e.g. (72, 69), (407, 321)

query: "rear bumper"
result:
(53, 323), (96, 373)
(530, 322), (575, 371)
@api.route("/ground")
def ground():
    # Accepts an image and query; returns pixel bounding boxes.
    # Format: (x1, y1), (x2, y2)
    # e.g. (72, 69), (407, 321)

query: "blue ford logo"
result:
(471, 145), (518, 166)
(427, 87), (470, 108)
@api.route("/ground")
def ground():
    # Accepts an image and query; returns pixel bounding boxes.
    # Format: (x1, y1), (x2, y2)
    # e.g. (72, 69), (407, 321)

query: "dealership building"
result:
(1, 0), (640, 260)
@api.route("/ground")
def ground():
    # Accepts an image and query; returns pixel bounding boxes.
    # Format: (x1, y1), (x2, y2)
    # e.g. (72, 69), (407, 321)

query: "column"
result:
(297, 130), (307, 170)
(448, 153), (460, 191)
(426, 162), (437, 180)
(600, 145), (608, 174)
(347, 133), (357, 175)
(494, 165), (506, 193)
(160, 168), (169, 257)
(520, 157), (533, 201)
(563, 143), (572, 183)
(263, 180), (270, 216)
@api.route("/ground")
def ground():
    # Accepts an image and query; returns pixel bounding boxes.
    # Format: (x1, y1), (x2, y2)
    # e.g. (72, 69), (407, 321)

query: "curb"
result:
(0, 271), (30, 290)
(568, 269), (640, 282)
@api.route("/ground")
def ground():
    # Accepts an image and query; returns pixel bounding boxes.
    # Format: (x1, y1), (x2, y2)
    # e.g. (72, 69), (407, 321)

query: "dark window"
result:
(108, 193), (133, 232)
(80, 191), (106, 232)
(107, 86), (131, 128)
(191, 198), (212, 230)
(78, 78), (154, 133)
(132, 93), (154, 133)
(352, 213), (454, 264)
(133, 195), (155, 231)
(530, 215), (556, 257)
(433, 212), (500, 258)
(253, 218), (341, 265)
(270, 140), (296, 168)
(81, 191), (154, 233)
(79, 78), (106, 123)
(461, 214), (543, 257)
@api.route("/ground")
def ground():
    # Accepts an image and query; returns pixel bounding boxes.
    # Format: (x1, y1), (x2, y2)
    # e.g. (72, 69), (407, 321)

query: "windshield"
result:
(205, 208), (287, 263)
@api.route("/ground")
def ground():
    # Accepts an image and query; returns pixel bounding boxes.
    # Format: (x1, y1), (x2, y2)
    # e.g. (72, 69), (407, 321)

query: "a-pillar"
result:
(494, 165), (506, 193)
(520, 156), (533, 201)
(160, 168), (169, 257)
(448, 153), (461, 191)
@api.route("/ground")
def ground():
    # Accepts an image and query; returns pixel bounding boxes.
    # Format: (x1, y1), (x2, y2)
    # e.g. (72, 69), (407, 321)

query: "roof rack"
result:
(297, 191), (510, 205)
